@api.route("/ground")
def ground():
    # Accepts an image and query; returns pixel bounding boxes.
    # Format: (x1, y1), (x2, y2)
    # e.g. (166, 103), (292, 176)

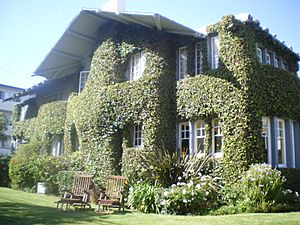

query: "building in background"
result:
(0, 84), (24, 155)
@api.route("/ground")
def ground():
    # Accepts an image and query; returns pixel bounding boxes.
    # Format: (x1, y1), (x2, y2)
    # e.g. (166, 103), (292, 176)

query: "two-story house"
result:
(10, 7), (300, 181)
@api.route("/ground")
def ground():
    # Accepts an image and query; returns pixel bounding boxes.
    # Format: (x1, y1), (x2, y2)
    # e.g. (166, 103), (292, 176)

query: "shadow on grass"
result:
(0, 201), (131, 225)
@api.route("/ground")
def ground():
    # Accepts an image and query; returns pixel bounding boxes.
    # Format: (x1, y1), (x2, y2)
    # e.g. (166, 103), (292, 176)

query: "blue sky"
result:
(1, 0), (299, 89)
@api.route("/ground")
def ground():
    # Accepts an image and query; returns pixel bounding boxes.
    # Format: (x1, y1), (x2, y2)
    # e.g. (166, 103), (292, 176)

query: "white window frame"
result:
(266, 53), (271, 65)
(262, 117), (272, 164)
(194, 120), (205, 154)
(133, 124), (143, 147)
(179, 47), (188, 79)
(211, 36), (219, 69)
(291, 120), (296, 168)
(179, 122), (190, 156)
(130, 52), (146, 81)
(212, 119), (222, 157)
(257, 47), (263, 63)
(195, 43), (203, 75)
(79, 71), (89, 94)
(276, 118), (286, 167)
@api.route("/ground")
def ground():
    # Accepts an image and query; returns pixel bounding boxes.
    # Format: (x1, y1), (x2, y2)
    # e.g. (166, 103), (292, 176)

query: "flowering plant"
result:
(160, 175), (219, 215)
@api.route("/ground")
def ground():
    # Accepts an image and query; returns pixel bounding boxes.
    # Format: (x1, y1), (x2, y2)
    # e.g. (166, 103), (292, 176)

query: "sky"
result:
(0, 0), (299, 89)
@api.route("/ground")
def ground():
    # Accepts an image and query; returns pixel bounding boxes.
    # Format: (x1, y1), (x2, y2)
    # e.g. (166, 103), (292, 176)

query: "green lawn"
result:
(1, 187), (300, 225)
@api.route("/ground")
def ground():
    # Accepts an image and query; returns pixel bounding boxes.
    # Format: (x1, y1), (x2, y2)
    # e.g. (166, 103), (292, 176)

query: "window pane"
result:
(215, 136), (222, 153)
(179, 47), (187, 79)
(196, 138), (205, 153)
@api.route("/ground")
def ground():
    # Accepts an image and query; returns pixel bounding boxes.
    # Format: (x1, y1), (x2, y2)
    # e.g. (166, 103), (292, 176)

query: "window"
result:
(0, 91), (5, 99)
(133, 124), (143, 147)
(130, 52), (146, 81)
(79, 71), (89, 93)
(179, 47), (188, 79)
(274, 58), (279, 68)
(179, 122), (190, 156)
(282, 61), (288, 71)
(262, 117), (271, 164)
(195, 120), (205, 154)
(195, 43), (203, 75)
(277, 119), (286, 166)
(51, 135), (63, 156)
(42, 90), (63, 104)
(257, 47), (262, 63)
(211, 36), (219, 69)
(266, 53), (271, 65)
(212, 119), (222, 154)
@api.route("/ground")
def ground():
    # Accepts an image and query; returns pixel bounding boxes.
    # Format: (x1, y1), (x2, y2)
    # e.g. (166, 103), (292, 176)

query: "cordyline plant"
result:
(139, 147), (213, 187)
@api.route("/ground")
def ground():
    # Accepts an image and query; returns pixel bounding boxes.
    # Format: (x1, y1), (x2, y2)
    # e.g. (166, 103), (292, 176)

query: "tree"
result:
(0, 112), (7, 141)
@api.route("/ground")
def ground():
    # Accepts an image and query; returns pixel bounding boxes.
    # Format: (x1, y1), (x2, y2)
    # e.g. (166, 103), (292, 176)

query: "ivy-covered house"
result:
(11, 8), (300, 182)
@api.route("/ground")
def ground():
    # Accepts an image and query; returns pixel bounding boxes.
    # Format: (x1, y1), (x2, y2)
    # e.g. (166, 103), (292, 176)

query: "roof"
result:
(0, 84), (24, 91)
(34, 9), (205, 80)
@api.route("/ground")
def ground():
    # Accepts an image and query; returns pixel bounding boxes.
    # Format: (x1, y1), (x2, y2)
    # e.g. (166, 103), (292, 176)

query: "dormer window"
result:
(179, 47), (188, 79)
(256, 47), (263, 63)
(79, 71), (89, 94)
(211, 36), (219, 69)
(195, 43), (203, 75)
(129, 52), (146, 81)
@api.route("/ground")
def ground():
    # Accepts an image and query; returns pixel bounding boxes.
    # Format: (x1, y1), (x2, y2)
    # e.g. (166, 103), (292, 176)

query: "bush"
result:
(9, 139), (66, 193)
(127, 180), (162, 213)
(161, 175), (219, 215)
(223, 164), (285, 213)
(140, 148), (214, 187)
(0, 155), (10, 187)
(28, 153), (65, 193)
(9, 143), (37, 191)
(56, 171), (75, 194)
(279, 168), (300, 193)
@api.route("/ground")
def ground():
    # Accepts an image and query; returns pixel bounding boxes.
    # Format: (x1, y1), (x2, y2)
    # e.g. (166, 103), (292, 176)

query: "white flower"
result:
(178, 176), (182, 181)
(296, 192), (299, 197)
(205, 191), (209, 196)
(196, 184), (201, 189)
(182, 189), (187, 195)
(183, 199), (187, 203)
(171, 184), (176, 188)
(163, 191), (169, 197)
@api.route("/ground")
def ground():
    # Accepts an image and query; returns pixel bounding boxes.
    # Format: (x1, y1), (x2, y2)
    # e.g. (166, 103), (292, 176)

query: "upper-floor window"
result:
(0, 91), (4, 99)
(274, 57), (279, 68)
(79, 71), (89, 94)
(179, 47), (188, 79)
(212, 119), (222, 154)
(256, 47), (263, 63)
(211, 36), (219, 69)
(130, 52), (146, 81)
(266, 53), (271, 65)
(195, 120), (205, 154)
(277, 119), (286, 167)
(133, 124), (143, 147)
(282, 61), (288, 71)
(42, 90), (63, 104)
(195, 43), (203, 75)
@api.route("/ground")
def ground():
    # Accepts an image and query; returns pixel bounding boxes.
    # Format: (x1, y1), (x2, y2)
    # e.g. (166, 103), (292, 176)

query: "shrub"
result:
(56, 171), (75, 194)
(0, 155), (10, 187)
(28, 153), (65, 193)
(140, 148), (214, 187)
(161, 175), (219, 215)
(279, 168), (300, 193)
(127, 180), (162, 213)
(223, 164), (285, 213)
(9, 143), (37, 191)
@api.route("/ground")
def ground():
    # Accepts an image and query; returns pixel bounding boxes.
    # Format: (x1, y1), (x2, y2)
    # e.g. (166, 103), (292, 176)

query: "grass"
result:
(1, 187), (300, 225)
